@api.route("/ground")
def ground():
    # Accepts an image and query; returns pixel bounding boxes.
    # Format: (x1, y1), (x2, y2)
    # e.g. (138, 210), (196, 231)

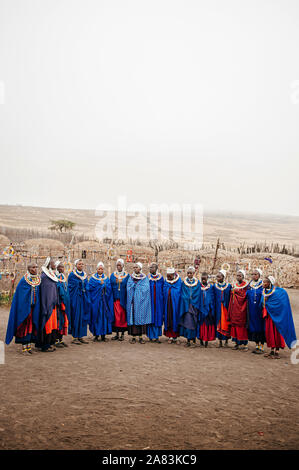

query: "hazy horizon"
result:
(1, 202), (299, 221)
(1, 1), (299, 216)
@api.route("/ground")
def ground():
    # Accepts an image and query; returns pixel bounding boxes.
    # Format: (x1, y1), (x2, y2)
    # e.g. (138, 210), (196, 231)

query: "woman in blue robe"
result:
(88, 262), (114, 342)
(147, 262), (164, 342)
(68, 259), (90, 344)
(197, 272), (216, 347)
(110, 259), (129, 341)
(260, 276), (297, 359)
(5, 263), (41, 355)
(179, 266), (200, 347)
(38, 258), (60, 352)
(127, 262), (151, 344)
(163, 268), (182, 344)
(55, 261), (71, 348)
(214, 270), (231, 347)
(247, 269), (265, 354)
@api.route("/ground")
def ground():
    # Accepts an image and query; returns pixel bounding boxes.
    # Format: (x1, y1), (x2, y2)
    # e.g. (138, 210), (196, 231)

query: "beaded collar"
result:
(166, 274), (180, 285)
(215, 282), (229, 291)
(249, 279), (263, 290)
(56, 272), (67, 283)
(42, 266), (59, 282)
(92, 273), (108, 283)
(114, 271), (128, 280)
(131, 272), (146, 280)
(233, 280), (249, 290)
(200, 282), (211, 291)
(24, 272), (41, 287)
(183, 277), (198, 287)
(149, 273), (163, 281)
(263, 286), (276, 298)
(72, 269), (87, 280)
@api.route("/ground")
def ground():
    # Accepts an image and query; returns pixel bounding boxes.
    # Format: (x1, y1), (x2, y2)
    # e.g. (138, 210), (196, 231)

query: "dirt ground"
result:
(1, 290), (299, 450)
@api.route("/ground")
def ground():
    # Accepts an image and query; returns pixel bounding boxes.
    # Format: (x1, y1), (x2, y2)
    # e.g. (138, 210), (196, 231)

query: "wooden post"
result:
(212, 238), (220, 273)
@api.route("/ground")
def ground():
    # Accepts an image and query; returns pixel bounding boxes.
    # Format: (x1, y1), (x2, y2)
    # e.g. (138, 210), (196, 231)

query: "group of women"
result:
(5, 257), (297, 359)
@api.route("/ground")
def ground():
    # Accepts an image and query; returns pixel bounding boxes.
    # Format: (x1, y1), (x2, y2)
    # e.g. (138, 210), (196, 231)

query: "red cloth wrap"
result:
(263, 307), (285, 349)
(16, 310), (33, 338)
(231, 325), (248, 341)
(228, 284), (248, 328)
(200, 322), (216, 341)
(163, 328), (179, 339)
(113, 300), (127, 328)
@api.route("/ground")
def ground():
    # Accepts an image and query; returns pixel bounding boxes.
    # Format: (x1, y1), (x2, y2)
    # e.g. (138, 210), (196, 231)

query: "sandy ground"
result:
(1, 290), (299, 450)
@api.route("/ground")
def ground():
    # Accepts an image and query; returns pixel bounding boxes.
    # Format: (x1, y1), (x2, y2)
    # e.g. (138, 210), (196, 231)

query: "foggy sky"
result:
(0, 0), (299, 216)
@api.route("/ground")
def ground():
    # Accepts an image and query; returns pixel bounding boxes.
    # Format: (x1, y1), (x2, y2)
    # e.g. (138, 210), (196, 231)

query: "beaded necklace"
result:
(262, 285), (276, 308)
(184, 277), (198, 287)
(57, 273), (67, 283)
(200, 282), (211, 291)
(25, 273), (41, 305)
(149, 273), (162, 281)
(132, 272), (146, 280)
(215, 282), (229, 291)
(249, 279), (263, 290)
(263, 286), (276, 298)
(24, 272), (41, 287)
(92, 273), (108, 283)
(166, 274), (180, 285)
(73, 269), (87, 280)
(114, 271), (128, 291)
(232, 280), (248, 290)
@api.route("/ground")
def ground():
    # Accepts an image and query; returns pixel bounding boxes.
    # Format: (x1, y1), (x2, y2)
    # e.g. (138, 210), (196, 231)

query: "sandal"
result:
(118, 335), (124, 342)
(111, 335), (119, 341)
(130, 337), (136, 344)
(264, 352), (275, 358)
(168, 339), (173, 344)
(72, 339), (82, 345)
(78, 338), (88, 344)
(139, 338), (145, 344)
(42, 346), (56, 352)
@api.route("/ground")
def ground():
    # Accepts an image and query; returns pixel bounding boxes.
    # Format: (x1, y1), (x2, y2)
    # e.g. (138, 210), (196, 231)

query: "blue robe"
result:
(163, 277), (182, 333)
(110, 272), (129, 309)
(88, 274), (114, 336)
(5, 275), (40, 345)
(197, 283), (215, 339)
(37, 271), (60, 349)
(68, 270), (90, 338)
(179, 278), (201, 340)
(127, 275), (152, 326)
(247, 280), (264, 343)
(147, 274), (164, 339)
(56, 273), (71, 334)
(214, 282), (231, 340)
(260, 287), (297, 349)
